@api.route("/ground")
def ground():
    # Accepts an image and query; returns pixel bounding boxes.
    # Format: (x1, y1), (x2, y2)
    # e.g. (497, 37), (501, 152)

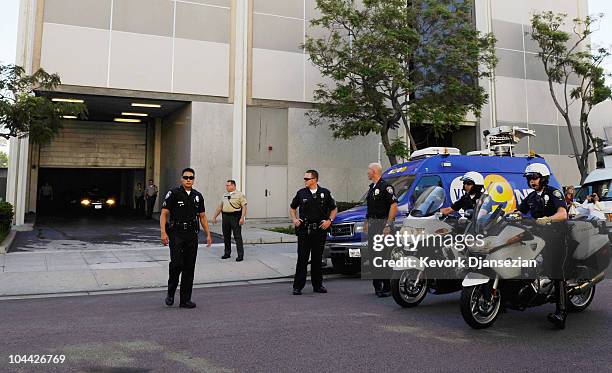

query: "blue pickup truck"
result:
(323, 148), (561, 274)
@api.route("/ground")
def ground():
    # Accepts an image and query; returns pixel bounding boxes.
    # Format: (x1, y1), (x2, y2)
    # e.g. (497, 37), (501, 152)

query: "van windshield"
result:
(357, 175), (416, 205)
(577, 179), (612, 202)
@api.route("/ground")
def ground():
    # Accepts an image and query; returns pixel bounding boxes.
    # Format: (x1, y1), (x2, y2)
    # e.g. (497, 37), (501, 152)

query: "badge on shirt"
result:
(320, 193), (324, 199)
(374, 189), (380, 195)
(544, 195), (549, 203)
(195, 195), (200, 203)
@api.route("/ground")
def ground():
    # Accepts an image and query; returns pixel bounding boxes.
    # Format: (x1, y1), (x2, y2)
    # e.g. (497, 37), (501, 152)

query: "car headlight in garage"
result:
(81, 199), (90, 206)
(106, 199), (116, 205)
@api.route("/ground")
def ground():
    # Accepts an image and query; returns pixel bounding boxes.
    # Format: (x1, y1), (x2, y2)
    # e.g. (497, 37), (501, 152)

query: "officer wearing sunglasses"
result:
(289, 169), (337, 295)
(160, 168), (212, 309)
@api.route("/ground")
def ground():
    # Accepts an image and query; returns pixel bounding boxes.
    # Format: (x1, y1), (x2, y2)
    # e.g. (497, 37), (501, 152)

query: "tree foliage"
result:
(0, 64), (86, 145)
(304, 0), (497, 165)
(530, 11), (612, 183)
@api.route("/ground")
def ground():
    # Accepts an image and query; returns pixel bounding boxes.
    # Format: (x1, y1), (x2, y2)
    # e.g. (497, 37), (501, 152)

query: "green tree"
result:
(0, 151), (7, 168)
(304, 0), (496, 165)
(0, 64), (86, 145)
(530, 12), (612, 183)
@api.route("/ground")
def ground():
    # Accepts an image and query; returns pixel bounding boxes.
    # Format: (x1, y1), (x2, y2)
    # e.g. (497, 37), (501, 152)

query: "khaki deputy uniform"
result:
(221, 191), (247, 259)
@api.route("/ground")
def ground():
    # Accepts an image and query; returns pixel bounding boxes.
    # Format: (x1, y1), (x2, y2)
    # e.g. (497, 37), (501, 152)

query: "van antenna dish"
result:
(482, 126), (535, 157)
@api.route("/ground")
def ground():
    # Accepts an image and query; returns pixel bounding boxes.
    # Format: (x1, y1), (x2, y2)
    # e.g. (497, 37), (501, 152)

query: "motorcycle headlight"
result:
(80, 199), (90, 206)
(354, 221), (364, 233)
(106, 199), (115, 205)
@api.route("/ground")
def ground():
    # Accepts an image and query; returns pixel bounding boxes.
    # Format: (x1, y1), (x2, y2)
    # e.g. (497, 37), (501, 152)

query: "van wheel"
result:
(331, 257), (360, 275)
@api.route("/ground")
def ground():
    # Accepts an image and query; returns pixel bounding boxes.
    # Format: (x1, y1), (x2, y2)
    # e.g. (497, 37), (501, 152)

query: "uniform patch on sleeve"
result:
(165, 191), (172, 199)
(386, 186), (394, 194)
(553, 190), (562, 199)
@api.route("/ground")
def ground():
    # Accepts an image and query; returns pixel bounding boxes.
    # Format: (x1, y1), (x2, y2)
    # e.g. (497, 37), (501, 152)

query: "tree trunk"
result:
(380, 128), (398, 165)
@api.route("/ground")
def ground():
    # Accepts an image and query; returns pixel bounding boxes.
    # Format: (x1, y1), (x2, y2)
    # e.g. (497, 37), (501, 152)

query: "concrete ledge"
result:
(0, 230), (17, 254)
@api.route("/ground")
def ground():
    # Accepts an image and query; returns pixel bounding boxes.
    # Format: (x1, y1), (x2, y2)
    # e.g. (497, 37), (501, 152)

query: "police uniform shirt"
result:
(366, 179), (398, 219)
(451, 189), (482, 212)
(222, 191), (247, 213)
(290, 186), (336, 222)
(518, 185), (566, 219)
(162, 186), (205, 224)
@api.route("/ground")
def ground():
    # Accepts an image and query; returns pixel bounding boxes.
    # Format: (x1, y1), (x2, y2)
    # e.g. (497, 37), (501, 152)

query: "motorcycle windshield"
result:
(474, 182), (514, 233)
(410, 186), (446, 217)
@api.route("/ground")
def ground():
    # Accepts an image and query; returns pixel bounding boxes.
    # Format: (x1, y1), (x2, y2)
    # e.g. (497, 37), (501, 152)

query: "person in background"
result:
(145, 179), (159, 219)
(212, 180), (248, 261)
(134, 182), (145, 214)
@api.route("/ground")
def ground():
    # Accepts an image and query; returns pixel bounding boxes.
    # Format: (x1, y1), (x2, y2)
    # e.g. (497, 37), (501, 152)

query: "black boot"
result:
(547, 281), (567, 329)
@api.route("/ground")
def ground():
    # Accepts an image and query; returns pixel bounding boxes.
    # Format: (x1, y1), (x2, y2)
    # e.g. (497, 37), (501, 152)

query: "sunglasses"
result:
(304, 177), (314, 181)
(182, 176), (195, 180)
(526, 175), (540, 181)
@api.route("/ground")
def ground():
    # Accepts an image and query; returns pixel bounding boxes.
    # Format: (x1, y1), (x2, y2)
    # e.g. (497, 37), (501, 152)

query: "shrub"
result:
(0, 201), (14, 233)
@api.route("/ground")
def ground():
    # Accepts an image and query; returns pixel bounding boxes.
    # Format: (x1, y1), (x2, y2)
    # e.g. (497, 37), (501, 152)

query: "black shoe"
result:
(236, 257), (244, 262)
(179, 301), (197, 309)
(313, 286), (328, 293)
(221, 254), (231, 259)
(165, 296), (174, 306)
(547, 311), (566, 329)
(292, 289), (302, 295)
(377, 291), (391, 298)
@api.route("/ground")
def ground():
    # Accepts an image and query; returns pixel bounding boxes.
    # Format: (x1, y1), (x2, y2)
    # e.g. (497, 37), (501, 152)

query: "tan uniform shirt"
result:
(222, 191), (247, 213)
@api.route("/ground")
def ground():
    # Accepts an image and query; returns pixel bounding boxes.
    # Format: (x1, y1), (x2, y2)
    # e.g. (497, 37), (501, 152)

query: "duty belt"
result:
(173, 221), (198, 231)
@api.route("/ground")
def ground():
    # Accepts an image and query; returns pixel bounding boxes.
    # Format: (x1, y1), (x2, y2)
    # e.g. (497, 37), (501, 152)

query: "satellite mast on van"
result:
(467, 126), (535, 157)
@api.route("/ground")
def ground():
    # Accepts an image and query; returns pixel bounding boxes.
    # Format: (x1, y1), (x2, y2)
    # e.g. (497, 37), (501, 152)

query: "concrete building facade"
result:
(7, 0), (608, 225)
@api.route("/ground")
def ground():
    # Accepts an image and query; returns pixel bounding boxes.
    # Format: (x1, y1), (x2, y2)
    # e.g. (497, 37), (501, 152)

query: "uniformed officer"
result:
(211, 180), (248, 261)
(160, 168), (212, 309)
(441, 171), (484, 216)
(365, 163), (398, 297)
(290, 169), (337, 295)
(516, 163), (568, 329)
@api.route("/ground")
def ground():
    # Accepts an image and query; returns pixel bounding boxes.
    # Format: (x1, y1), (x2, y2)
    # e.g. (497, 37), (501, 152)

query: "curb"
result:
(0, 274), (346, 301)
(0, 230), (17, 254)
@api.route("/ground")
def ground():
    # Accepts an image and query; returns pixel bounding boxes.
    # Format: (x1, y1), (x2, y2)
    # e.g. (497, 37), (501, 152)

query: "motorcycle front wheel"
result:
(460, 283), (501, 329)
(391, 269), (428, 308)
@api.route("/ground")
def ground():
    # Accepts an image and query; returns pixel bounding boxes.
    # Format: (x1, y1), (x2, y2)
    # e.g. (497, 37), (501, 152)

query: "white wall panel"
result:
(173, 38), (229, 96)
(109, 31), (172, 92)
(40, 23), (109, 87)
(252, 48), (304, 101)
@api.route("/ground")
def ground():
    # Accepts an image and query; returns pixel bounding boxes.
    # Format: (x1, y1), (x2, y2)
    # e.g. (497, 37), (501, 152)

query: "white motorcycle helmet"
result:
(460, 171), (485, 193)
(524, 163), (551, 187)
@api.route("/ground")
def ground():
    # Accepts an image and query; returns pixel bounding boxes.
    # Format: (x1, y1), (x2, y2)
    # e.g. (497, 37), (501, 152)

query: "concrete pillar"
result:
(27, 143), (39, 213)
(231, 0), (249, 194)
(153, 118), (162, 212)
(6, 0), (40, 226)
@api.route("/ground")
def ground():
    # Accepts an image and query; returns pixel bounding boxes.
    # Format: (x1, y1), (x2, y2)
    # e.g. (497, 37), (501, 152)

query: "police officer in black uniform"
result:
(516, 163), (568, 329)
(290, 169), (337, 295)
(441, 171), (484, 216)
(160, 168), (212, 308)
(365, 163), (398, 297)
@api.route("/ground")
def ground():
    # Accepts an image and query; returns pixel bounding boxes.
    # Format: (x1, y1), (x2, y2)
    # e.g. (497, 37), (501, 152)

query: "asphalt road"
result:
(11, 211), (223, 252)
(1, 278), (610, 373)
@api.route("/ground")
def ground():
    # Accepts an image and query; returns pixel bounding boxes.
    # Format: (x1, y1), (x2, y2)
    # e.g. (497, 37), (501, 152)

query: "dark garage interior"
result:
(36, 168), (145, 215)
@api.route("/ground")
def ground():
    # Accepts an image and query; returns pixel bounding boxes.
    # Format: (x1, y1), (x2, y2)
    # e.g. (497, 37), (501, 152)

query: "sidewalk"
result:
(0, 242), (300, 298)
(205, 218), (298, 244)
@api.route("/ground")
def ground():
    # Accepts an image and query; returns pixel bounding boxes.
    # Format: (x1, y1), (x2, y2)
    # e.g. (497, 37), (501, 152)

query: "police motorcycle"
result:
(390, 185), (470, 307)
(459, 184), (611, 329)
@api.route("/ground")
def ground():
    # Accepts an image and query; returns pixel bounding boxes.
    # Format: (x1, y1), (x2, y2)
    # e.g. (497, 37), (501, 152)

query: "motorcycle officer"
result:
(441, 171), (484, 216)
(516, 163), (568, 329)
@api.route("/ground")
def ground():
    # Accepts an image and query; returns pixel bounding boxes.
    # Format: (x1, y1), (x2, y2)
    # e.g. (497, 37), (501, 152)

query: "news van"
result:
(324, 147), (562, 274)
